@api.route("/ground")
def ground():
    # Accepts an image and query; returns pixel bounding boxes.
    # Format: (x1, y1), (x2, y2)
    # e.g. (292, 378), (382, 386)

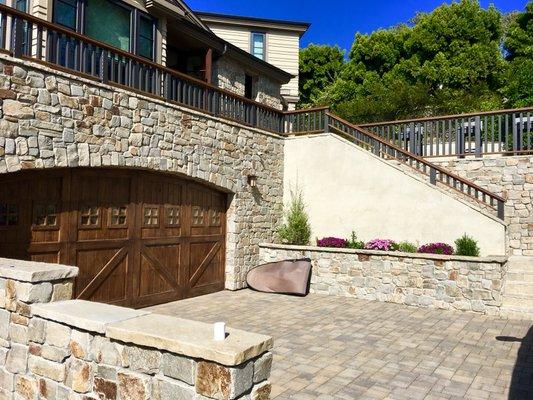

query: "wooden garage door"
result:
(0, 169), (226, 308)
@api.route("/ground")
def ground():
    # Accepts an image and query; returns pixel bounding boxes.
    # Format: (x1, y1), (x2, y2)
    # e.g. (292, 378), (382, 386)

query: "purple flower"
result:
(364, 239), (398, 251)
(418, 243), (454, 255)
(317, 237), (348, 248)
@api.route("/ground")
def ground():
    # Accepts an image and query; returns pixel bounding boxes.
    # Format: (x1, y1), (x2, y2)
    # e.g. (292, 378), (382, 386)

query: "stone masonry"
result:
(259, 243), (508, 316)
(0, 258), (274, 400)
(0, 54), (285, 289)
(434, 155), (533, 256)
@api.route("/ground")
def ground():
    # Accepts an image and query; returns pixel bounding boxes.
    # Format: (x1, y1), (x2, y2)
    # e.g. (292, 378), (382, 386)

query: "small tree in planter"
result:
(454, 234), (480, 257)
(277, 190), (311, 245)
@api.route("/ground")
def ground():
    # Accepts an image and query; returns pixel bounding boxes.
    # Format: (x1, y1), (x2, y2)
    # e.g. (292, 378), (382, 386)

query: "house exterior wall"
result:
(434, 156), (533, 256)
(0, 54), (285, 290)
(207, 24), (301, 108)
(213, 57), (283, 110)
(283, 133), (506, 256)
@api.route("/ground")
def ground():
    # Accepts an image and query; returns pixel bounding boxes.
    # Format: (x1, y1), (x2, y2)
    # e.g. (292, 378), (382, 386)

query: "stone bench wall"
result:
(259, 244), (508, 316)
(0, 258), (273, 400)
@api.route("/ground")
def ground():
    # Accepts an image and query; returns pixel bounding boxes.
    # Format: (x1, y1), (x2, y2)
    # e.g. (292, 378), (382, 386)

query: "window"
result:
(33, 204), (58, 227)
(191, 206), (204, 227)
(138, 15), (154, 59)
(80, 206), (100, 227)
(143, 205), (159, 226)
(0, 204), (18, 227)
(245, 74), (254, 100)
(53, 0), (78, 30)
(52, 0), (156, 59)
(251, 32), (265, 60)
(15, 0), (27, 11)
(85, 0), (131, 51)
(109, 206), (127, 226)
(165, 205), (180, 227)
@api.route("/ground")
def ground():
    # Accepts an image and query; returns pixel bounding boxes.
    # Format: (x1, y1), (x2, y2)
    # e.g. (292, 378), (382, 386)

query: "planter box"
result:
(259, 243), (508, 315)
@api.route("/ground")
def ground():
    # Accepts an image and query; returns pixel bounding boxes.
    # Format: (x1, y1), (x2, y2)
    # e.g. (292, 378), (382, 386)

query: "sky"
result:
(187, 0), (528, 53)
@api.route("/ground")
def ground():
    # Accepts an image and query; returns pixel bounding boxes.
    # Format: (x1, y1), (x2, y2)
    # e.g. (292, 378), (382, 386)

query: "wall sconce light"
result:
(247, 175), (257, 188)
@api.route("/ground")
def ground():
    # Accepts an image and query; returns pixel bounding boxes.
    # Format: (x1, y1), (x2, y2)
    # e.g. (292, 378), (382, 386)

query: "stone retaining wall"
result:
(259, 244), (508, 316)
(434, 155), (533, 256)
(0, 258), (273, 400)
(0, 54), (285, 289)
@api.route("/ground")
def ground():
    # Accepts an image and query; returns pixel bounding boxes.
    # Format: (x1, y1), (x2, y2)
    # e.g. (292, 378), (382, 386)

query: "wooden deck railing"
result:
(0, 4), (285, 133)
(360, 107), (533, 158)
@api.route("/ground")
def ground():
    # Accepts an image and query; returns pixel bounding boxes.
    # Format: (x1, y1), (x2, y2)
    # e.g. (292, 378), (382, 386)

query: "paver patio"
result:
(148, 290), (533, 400)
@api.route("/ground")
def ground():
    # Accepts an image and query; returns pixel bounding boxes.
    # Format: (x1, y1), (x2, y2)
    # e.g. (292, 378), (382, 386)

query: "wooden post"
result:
(204, 48), (212, 84)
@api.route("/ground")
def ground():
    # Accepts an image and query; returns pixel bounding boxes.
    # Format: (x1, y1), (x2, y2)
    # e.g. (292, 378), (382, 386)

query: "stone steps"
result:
(501, 256), (533, 319)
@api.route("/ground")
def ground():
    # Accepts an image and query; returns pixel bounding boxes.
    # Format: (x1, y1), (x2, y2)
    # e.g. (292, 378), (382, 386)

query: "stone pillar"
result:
(0, 258), (78, 399)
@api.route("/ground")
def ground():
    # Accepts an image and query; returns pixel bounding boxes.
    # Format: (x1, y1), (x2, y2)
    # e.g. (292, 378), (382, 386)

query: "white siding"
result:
(209, 25), (251, 53)
(266, 30), (299, 98)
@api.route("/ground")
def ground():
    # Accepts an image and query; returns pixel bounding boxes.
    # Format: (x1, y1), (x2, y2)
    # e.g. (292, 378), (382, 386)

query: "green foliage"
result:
(277, 190), (312, 245)
(299, 0), (532, 123)
(298, 45), (345, 107)
(346, 231), (365, 249)
(501, 2), (533, 107)
(454, 234), (480, 257)
(398, 241), (418, 253)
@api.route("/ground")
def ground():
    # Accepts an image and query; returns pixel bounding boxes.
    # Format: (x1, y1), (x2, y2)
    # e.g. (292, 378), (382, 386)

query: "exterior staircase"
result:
(501, 256), (533, 319)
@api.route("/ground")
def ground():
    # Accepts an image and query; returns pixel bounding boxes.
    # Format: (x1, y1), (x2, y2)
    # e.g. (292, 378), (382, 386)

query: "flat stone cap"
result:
(32, 300), (151, 334)
(0, 258), (78, 282)
(106, 314), (273, 366)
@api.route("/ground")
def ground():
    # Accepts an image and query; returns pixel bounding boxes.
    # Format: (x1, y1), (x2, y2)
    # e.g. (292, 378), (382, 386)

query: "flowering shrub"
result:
(364, 239), (398, 251)
(418, 243), (454, 255)
(317, 237), (348, 248)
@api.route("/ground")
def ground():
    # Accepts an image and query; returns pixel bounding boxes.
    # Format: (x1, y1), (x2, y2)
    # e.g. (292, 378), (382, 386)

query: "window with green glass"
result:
(53, 0), (77, 29)
(85, 0), (131, 51)
(138, 15), (154, 59)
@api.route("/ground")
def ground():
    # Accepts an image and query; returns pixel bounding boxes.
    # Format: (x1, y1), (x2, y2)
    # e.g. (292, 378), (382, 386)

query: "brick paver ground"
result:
(148, 290), (533, 400)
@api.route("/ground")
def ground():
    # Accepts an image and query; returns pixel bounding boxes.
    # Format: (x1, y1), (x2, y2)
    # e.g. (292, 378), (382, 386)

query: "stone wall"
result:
(0, 54), (285, 289)
(434, 156), (533, 256)
(0, 258), (273, 400)
(259, 244), (508, 316)
(213, 57), (283, 110)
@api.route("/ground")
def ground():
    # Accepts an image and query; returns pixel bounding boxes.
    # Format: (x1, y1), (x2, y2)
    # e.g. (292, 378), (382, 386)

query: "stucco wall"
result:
(0, 54), (284, 290)
(283, 133), (506, 256)
(259, 244), (508, 316)
(434, 156), (533, 256)
(213, 57), (283, 110)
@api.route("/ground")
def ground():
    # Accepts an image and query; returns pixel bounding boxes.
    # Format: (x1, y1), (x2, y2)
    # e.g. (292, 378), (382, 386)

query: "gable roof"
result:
(196, 11), (310, 37)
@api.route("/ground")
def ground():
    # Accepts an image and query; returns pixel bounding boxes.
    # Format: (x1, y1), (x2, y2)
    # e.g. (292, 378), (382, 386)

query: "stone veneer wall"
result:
(0, 258), (273, 400)
(259, 244), (508, 316)
(213, 57), (283, 110)
(0, 54), (285, 289)
(433, 156), (533, 256)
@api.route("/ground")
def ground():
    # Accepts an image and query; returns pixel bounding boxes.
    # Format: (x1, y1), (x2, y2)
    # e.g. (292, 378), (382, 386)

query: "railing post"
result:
(430, 167), (437, 185)
(100, 49), (108, 84)
(409, 122), (416, 154)
(474, 116), (481, 157)
(456, 120), (465, 159)
(497, 200), (505, 220)
(323, 110), (329, 133)
(513, 113), (520, 155)
(11, 16), (24, 58)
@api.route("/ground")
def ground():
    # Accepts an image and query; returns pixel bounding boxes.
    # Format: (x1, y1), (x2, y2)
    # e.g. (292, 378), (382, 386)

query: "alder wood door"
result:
(0, 169), (227, 307)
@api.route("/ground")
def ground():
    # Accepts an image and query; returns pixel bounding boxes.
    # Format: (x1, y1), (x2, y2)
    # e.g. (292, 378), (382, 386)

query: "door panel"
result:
(0, 168), (227, 308)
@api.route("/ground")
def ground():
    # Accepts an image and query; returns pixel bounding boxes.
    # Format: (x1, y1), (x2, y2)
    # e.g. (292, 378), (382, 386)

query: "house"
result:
(196, 11), (310, 110)
(0, 0), (528, 314)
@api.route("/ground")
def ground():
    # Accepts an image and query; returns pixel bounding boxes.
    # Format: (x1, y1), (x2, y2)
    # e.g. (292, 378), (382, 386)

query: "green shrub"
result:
(454, 234), (480, 257)
(398, 241), (418, 253)
(346, 231), (365, 249)
(277, 190), (312, 245)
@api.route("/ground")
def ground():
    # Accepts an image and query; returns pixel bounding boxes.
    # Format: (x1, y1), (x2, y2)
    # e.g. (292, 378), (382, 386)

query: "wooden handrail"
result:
(283, 106), (329, 115)
(326, 112), (506, 205)
(359, 106), (533, 127)
(0, 3), (284, 115)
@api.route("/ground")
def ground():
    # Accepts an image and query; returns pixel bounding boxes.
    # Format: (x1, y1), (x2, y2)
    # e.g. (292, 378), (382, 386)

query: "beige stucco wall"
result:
(283, 133), (506, 256)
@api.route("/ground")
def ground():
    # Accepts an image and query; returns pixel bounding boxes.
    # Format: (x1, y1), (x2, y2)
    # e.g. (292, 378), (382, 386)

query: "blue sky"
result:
(188, 0), (528, 53)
